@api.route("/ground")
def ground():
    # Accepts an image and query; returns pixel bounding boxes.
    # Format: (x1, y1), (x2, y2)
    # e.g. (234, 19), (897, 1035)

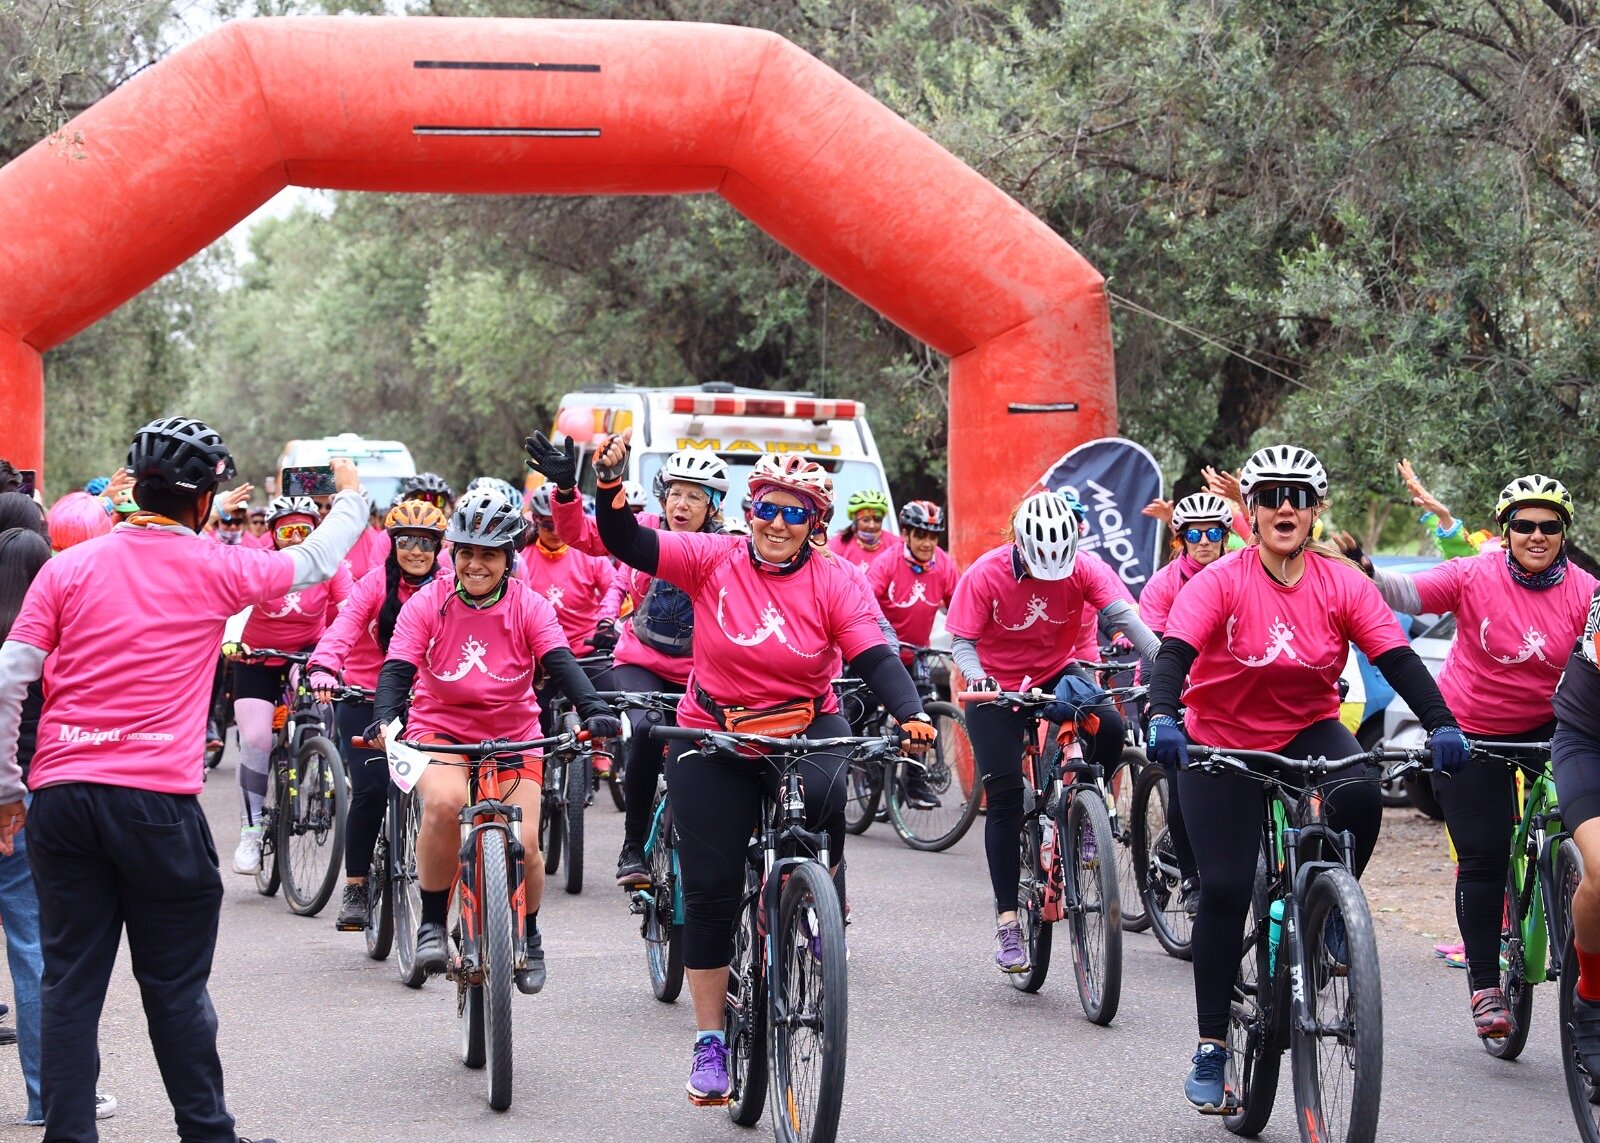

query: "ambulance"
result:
(551, 382), (895, 532)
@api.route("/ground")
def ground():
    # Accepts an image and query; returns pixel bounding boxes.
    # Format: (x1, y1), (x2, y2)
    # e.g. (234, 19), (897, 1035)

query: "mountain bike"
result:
(1557, 835), (1600, 1141)
(538, 654), (614, 891)
(1189, 744), (1422, 1143)
(1074, 657), (1150, 933)
(650, 725), (903, 1143)
(1132, 759), (1195, 960)
(958, 686), (1129, 1026)
(226, 645), (346, 916)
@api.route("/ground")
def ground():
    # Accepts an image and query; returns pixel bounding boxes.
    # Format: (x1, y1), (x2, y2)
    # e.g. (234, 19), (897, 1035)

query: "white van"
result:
(278, 433), (417, 510)
(552, 383), (895, 532)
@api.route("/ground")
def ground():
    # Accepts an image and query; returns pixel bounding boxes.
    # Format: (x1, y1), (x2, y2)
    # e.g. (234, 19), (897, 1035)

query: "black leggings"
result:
(1178, 718), (1381, 1041)
(336, 699), (389, 879)
(611, 663), (684, 849)
(1436, 718), (1556, 991)
(965, 684), (1126, 913)
(666, 712), (850, 970)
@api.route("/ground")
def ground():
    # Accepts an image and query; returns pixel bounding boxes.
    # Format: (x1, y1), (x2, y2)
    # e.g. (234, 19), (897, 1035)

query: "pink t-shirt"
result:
(241, 529), (274, 551)
(945, 544), (1124, 690)
(1138, 553), (1207, 636)
(240, 561), (352, 654)
(870, 543), (959, 649)
(654, 532), (886, 730)
(310, 565), (436, 689)
(1073, 549), (1135, 661)
(345, 526), (391, 583)
(826, 531), (897, 576)
(386, 575), (568, 744)
(1164, 548), (1410, 750)
(1410, 552), (1599, 735)
(10, 527), (296, 794)
(515, 543), (622, 653)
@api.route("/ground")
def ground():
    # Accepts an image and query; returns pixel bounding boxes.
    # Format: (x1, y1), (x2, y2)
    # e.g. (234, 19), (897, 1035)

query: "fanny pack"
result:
(694, 684), (818, 739)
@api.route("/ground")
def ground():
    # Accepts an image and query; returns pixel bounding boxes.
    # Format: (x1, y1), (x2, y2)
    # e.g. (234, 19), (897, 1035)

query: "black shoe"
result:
(516, 927), (547, 995)
(0, 1025), (15, 1047)
(903, 775), (942, 810)
(335, 881), (367, 932)
(616, 843), (649, 888)
(416, 921), (448, 975)
(1573, 993), (1600, 1078)
(239, 1137), (280, 1143)
(1180, 877), (1200, 917)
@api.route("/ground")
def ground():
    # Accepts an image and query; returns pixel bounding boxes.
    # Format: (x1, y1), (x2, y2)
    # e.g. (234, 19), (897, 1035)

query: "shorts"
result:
(233, 660), (292, 704)
(412, 730), (545, 788)
(1553, 724), (1600, 832)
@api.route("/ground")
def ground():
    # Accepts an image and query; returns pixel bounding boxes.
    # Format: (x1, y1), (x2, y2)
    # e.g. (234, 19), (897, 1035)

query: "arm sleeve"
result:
(1146, 637), (1200, 722)
(1370, 568), (1423, 615)
(552, 490), (609, 558)
(1099, 598), (1160, 659)
(287, 490), (366, 590)
(850, 643), (924, 724)
(543, 647), (614, 721)
(1373, 645), (1458, 733)
(594, 483), (659, 575)
(373, 660), (418, 729)
(951, 636), (985, 683)
(875, 612), (901, 655)
(0, 641), (48, 803)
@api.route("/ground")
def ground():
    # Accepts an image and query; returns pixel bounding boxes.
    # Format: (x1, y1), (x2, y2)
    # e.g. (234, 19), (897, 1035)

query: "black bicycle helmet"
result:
(401, 472), (454, 501)
(126, 417), (235, 494)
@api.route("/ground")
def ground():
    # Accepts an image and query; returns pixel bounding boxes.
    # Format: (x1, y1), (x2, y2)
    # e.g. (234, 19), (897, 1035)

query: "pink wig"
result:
(48, 491), (113, 551)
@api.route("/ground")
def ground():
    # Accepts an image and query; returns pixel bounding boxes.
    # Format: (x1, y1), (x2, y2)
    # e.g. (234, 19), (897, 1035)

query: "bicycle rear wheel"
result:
(563, 745), (588, 894)
(769, 861), (847, 1143)
(885, 702), (981, 852)
(1225, 859), (1284, 1136)
(1111, 747), (1147, 932)
(605, 747), (626, 811)
(1484, 870), (1534, 1060)
(542, 764), (564, 878)
(1290, 868), (1383, 1143)
(479, 829), (516, 1111)
(254, 769), (282, 898)
(1010, 816), (1053, 993)
(1132, 763), (1192, 960)
(365, 827), (394, 961)
(841, 759), (882, 835)
(1063, 791), (1122, 1025)
(280, 735), (347, 916)
(1557, 839), (1600, 1142)
(644, 794), (684, 1003)
(727, 872), (769, 1127)
(394, 793), (427, 989)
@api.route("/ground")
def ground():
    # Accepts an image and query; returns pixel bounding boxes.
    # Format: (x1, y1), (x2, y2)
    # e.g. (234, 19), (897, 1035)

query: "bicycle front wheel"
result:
(394, 793), (427, 989)
(727, 872), (769, 1127)
(1011, 816), (1053, 993)
(1063, 791), (1122, 1025)
(1484, 869), (1534, 1060)
(1111, 747), (1147, 932)
(1557, 839), (1600, 1142)
(365, 827), (394, 961)
(644, 794), (684, 1004)
(769, 861), (847, 1143)
(885, 702), (981, 852)
(1290, 868), (1383, 1143)
(1132, 763), (1192, 960)
(841, 758), (882, 835)
(480, 828), (516, 1111)
(1225, 859), (1284, 1136)
(254, 769), (282, 897)
(542, 767), (564, 878)
(280, 735), (347, 916)
(563, 747), (588, 895)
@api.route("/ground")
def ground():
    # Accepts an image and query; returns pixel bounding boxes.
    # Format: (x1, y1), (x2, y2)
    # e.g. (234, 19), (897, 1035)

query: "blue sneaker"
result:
(1323, 912), (1349, 976)
(1184, 1042), (1233, 1114)
(686, 1034), (730, 1106)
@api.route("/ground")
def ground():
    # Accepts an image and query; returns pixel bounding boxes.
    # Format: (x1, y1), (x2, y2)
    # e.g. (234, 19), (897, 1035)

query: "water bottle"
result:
(1038, 819), (1057, 876)
(1267, 899), (1285, 975)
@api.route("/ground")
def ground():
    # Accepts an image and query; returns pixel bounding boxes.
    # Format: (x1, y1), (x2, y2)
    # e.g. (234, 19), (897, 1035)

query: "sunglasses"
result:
(1182, 526), (1227, 544)
(218, 517), (243, 528)
(534, 517), (557, 531)
(274, 523), (313, 543)
(752, 500), (816, 527)
(1508, 518), (1565, 536)
(1253, 486), (1318, 510)
(394, 534), (441, 553)
(411, 493), (449, 508)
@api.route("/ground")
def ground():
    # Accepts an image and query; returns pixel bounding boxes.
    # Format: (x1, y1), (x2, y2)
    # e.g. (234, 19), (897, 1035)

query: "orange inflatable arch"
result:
(0, 17), (1113, 564)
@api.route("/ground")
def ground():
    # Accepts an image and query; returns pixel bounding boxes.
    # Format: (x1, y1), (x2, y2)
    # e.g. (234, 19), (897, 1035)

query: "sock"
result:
(1577, 943), (1600, 1004)
(696, 1029), (726, 1045)
(420, 889), (449, 927)
(527, 910), (540, 944)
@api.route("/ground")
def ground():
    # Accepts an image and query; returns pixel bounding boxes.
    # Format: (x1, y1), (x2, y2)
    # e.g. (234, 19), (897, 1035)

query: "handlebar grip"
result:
(648, 725), (713, 742)
(352, 737), (375, 750)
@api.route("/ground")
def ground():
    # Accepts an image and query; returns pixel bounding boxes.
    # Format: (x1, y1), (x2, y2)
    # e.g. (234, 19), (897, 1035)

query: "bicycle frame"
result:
(635, 788), (684, 928)
(451, 763), (529, 987)
(1509, 763), (1567, 986)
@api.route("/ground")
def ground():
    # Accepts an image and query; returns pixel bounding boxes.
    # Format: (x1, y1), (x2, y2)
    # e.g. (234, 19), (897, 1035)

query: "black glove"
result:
(1147, 715), (1191, 770)
(1429, 726), (1471, 777)
(524, 431), (580, 491)
(589, 619), (619, 653)
(582, 713), (623, 740)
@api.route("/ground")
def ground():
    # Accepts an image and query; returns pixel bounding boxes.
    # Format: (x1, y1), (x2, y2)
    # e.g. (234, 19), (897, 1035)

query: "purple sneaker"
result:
(686, 1034), (730, 1106)
(995, 920), (1030, 974)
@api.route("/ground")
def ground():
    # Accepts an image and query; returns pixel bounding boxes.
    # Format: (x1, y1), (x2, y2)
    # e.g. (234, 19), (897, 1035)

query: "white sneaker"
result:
(233, 827), (263, 874)
(95, 1092), (117, 1120)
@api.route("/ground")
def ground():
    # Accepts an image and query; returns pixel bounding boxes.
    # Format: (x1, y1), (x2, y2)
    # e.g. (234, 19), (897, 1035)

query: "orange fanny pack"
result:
(695, 685), (818, 740)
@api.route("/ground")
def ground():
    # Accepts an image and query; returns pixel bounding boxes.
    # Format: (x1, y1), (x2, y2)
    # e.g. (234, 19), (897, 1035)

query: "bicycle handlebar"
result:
(1468, 740), (1552, 756)
(591, 690), (681, 710)
(352, 731), (590, 754)
(1187, 744), (1424, 779)
(648, 724), (902, 755)
(224, 645), (311, 664)
(956, 686), (1148, 709)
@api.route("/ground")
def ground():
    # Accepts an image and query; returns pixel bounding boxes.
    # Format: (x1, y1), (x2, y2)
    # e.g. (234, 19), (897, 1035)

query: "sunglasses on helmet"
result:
(1253, 485), (1318, 510)
(1182, 525), (1227, 544)
(751, 500), (815, 527)
(1507, 518), (1565, 536)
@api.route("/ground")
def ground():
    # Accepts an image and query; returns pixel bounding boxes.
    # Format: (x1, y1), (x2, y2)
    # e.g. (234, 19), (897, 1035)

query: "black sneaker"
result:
(0, 1024), (14, 1047)
(1180, 877), (1201, 917)
(416, 921), (448, 975)
(616, 843), (649, 888)
(1573, 993), (1600, 1079)
(516, 927), (547, 995)
(902, 773), (942, 810)
(335, 881), (367, 932)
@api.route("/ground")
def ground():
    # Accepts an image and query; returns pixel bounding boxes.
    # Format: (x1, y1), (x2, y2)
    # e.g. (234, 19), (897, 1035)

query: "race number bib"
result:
(385, 719), (427, 793)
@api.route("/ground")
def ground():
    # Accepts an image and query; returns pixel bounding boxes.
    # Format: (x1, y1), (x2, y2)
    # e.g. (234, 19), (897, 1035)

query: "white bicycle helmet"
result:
(1495, 473), (1574, 525)
(526, 484), (554, 518)
(748, 454), (835, 514)
(721, 515), (751, 537)
(446, 489), (524, 550)
(1013, 492), (1080, 581)
(465, 476), (521, 506)
(266, 495), (320, 525)
(662, 449), (730, 493)
(622, 480), (648, 509)
(1171, 492), (1232, 531)
(1238, 446), (1329, 502)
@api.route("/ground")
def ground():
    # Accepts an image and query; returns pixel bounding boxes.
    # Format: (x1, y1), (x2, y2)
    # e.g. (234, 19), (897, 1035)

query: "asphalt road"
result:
(0, 751), (1577, 1142)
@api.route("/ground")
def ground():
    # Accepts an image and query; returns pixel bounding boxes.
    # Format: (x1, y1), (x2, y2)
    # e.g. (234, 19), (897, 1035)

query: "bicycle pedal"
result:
(686, 1093), (731, 1108)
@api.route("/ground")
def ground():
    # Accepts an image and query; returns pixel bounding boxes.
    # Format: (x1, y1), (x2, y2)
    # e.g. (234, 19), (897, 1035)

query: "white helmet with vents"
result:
(1013, 492), (1080, 581)
(1238, 446), (1329, 502)
(1171, 492), (1232, 531)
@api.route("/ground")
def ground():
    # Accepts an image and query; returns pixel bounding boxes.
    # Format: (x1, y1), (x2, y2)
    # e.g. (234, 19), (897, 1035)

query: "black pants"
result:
(1178, 718), (1381, 1040)
(610, 664), (683, 850)
(666, 712), (850, 970)
(27, 783), (233, 1142)
(337, 699), (388, 879)
(1436, 719), (1557, 991)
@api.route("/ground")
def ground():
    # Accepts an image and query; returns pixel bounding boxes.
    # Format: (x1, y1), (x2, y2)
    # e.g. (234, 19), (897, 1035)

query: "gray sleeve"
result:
(1372, 568), (1424, 615)
(951, 636), (985, 683)
(876, 612), (900, 655)
(1099, 598), (1160, 660)
(287, 490), (367, 591)
(0, 641), (48, 803)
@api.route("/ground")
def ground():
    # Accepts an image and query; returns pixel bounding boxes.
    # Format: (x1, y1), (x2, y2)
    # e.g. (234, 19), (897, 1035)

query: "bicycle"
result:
(536, 653), (614, 891)
(1188, 743), (1422, 1142)
(352, 723), (427, 988)
(1073, 657), (1150, 934)
(225, 645), (346, 916)
(957, 686), (1129, 1026)
(1556, 832), (1600, 1141)
(649, 724), (903, 1143)
(1132, 757), (1195, 960)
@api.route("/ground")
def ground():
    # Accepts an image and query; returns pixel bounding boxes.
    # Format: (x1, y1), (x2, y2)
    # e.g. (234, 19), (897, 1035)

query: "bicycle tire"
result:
(254, 768), (282, 897)
(480, 829), (516, 1111)
(395, 793), (427, 989)
(645, 794), (684, 1003)
(769, 861), (848, 1143)
(564, 745), (588, 895)
(727, 873), (769, 1128)
(458, 889), (486, 1070)
(1290, 868), (1383, 1143)
(885, 701), (981, 852)
(606, 751), (626, 812)
(841, 759), (882, 835)
(1111, 747), (1147, 932)
(542, 778), (564, 878)
(1484, 871), (1534, 1060)
(1063, 791), (1122, 1025)
(280, 735), (347, 916)
(1225, 859), (1284, 1136)
(365, 828), (394, 961)
(1010, 816), (1053, 993)
(1132, 763), (1193, 960)
(1557, 839), (1600, 1142)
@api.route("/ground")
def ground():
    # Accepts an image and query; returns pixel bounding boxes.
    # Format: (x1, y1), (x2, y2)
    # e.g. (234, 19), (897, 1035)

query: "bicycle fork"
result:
(452, 805), (527, 984)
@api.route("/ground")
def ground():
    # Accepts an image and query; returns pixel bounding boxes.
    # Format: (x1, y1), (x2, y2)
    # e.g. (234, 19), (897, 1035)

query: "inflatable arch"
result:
(0, 17), (1114, 563)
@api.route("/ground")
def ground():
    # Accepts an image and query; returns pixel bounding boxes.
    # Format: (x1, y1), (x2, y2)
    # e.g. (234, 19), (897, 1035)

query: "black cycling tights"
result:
(1178, 718), (1381, 1041)
(965, 690), (1126, 914)
(337, 699), (388, 879)
(1436, 719), (1557, 991)
(611, 663), (683, 850)
(666, 712), (850, 970)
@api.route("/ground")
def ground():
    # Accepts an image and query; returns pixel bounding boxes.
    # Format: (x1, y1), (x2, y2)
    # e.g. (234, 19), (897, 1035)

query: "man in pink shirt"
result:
(0, 418), (364, 1143)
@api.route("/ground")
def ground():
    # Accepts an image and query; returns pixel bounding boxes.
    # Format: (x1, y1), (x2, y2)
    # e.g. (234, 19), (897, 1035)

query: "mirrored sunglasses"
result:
(1182, 526), (1227, 544)
(752, 500), (815, 526)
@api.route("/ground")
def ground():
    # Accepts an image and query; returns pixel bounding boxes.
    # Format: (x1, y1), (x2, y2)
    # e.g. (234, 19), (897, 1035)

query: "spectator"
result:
(45, 492), (113, 554)
(0, 494), (46, 541)
(0, 461), (21, 497)
(1398, 458), (1484, 558)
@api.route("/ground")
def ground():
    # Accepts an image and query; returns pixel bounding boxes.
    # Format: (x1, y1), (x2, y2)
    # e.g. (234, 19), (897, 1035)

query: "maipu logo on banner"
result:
(1040, 437), (1165, 600)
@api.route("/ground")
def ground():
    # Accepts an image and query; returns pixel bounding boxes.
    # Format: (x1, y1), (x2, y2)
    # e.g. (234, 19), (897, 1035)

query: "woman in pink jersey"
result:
(308, 499), (449, 934)
(1144, 445), (1468, 1114)
(826, 487), (896, 573)
(371, 489), (620, 995)
(1363, 473), (1596, 1040)
(553, 431), (934, 1107)
(230, 495), (354, 876)
(518, 483), (624, 656)
(945, 491), (1161, 975)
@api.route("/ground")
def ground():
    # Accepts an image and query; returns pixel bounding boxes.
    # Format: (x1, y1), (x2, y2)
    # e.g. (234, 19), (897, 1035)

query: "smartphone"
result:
(16, 469), (36, 497)
(281, 465), (337, 497)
